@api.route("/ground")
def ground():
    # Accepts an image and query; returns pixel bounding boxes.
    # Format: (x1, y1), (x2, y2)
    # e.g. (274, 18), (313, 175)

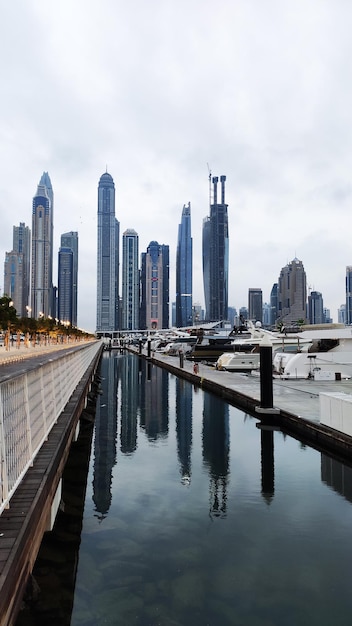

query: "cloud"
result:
(1, 0), (352, 330)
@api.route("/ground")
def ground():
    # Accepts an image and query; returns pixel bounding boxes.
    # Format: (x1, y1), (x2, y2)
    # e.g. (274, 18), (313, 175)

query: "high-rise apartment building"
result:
(277, 257), (307, 324)
(248, 288), (262, 323)
(96, 172), (120, 333)
(270, 283), (278, 326)
(308, 290), (324, 324)
(140, 241), (169, 330)
(59, 231), (78, 326)
(3, 222), (31, 317)
(122, 229), (139, 330)
(338, 304), (346, 325)
(346, 266), (352, 325)
(31, 172), (54, 318)
(176, 202), (192, 327)
(58, 246), (73, 324)
(202, 175), (228, 321)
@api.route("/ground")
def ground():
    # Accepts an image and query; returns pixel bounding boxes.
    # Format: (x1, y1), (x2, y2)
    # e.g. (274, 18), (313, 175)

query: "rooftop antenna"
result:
(207, 163), (212, 208)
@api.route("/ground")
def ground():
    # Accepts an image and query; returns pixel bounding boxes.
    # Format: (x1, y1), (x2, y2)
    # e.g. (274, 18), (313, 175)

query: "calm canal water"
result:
(19, 351), (352, 625)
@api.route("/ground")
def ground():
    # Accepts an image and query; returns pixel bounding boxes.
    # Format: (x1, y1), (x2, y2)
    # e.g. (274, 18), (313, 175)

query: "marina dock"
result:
(128, 345), (352, 463)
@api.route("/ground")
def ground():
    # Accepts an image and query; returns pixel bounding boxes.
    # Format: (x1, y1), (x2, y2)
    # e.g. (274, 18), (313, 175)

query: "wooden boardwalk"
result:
(0, 345), (102, 626)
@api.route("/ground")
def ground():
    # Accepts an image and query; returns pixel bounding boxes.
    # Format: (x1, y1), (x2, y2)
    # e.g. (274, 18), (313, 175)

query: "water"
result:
(19, 352), (352, 625)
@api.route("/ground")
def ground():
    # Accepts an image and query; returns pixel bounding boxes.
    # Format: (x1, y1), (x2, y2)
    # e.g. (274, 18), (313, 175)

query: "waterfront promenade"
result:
(0, 340), (102, 626)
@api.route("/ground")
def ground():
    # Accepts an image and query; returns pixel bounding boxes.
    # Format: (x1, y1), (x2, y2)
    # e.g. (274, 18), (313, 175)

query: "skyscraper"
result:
(248, 288), (263, 323)
(58, 246), (73, 324)
(346, 266), (352, 325)
(176, 202), (192, 327)
(270, 283), (278, 327)
(308, 290), (324, 325)
(122, 229), (139, 330)
(31, 172), (54, 318)
(202, 175), (229, 321)
(96, 172), (120, 333)
(3, 222), (31, 317)
(277, 257), (307, 324)
(60, 231), (78, 326)
(140, 241), (169, 330)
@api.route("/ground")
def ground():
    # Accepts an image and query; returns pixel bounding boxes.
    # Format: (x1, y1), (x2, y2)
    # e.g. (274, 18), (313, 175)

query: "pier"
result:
(0, 340), (102, 626)
(129, 345), (352, 464)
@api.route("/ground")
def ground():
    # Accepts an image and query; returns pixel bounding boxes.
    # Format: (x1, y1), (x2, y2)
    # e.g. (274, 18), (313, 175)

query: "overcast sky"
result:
(1, 0), (351, 331)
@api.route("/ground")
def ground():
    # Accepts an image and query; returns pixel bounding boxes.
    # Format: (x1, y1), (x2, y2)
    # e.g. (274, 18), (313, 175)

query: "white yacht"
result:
(215, 351), (260, 372)
(276, 327), (352, 380)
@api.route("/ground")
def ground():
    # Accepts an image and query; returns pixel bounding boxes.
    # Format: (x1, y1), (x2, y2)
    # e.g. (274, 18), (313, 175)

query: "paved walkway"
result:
(0, 340), (91, 366)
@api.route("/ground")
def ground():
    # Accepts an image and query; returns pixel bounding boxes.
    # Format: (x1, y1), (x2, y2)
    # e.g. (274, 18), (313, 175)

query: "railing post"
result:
(0, 389), (9, 508)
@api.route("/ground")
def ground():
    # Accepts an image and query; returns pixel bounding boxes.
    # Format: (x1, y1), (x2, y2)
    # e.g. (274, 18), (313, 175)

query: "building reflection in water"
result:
(139, 360), (169, 441)
(321, 454), (352, 503)
(202, 394), (230, 519)
(92, 352), (119, 521)
(260, 426), (275, 504)
(175, 377), (193, 485)
(120, 354), (139, 454)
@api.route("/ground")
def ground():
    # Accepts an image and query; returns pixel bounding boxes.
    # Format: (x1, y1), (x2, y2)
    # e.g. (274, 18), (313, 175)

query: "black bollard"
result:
(259, 335), (273, 409)
(179, 350), (184, 368)
(147, 338), (151, 359)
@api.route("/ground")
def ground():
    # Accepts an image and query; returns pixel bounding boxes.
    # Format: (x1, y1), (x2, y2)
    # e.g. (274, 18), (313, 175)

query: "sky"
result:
(1, 0), (352, 332)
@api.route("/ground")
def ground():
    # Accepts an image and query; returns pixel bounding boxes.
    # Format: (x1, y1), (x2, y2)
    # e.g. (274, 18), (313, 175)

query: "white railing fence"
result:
(0, 341), (101, 514)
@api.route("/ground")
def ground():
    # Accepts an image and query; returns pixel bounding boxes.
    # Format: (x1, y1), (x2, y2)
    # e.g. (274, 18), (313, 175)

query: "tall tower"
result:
(3, 222), (31, 317)
(248, 288), (263, 323)
(277, 257), (307, 324)
(31, 172), (54, 318)
(96, 172), (119, 333)
(346, 266), (352, 325)
(202, 175), (229, 321)
(308, 290), (324, 325)
(270, 283), (278, 327)
(176, 202), (192, 327)
(122, 229), (139, 330)
(140, 241), (169, 330)
(60, 231), (78, 326)
(58, 246), (73, 324)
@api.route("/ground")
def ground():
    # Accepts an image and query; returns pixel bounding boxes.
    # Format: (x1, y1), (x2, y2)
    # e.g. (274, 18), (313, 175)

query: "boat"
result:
(187, 322), (308, 363)
(275, 327), (352, 379)
(215, 351), (260, 372)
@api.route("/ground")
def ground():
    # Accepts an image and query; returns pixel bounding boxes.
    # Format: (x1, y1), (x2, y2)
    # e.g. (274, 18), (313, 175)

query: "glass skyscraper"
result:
(202, 175), (229, 321)
(176, 202), (192, 327)
(31, 172), (54, 318)
(346, 266), (352, 325)
(58, 246), (73, 324)
(96, 172), (120, 333)
(3, 222), (31, 317)
(59, 231), (78, 327)
(122, 229), (139, 330)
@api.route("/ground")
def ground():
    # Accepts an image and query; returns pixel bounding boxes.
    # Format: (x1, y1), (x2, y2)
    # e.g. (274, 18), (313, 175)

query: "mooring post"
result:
(179, 350), (184, 368)
(147, 338), (151, 359)
(255, 334), (280, 416)
(260, 334), (273, 408)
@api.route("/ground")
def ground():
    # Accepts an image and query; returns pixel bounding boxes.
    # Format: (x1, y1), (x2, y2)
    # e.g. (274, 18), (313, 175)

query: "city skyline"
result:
(1, 170), (350, 331)
(1, 2), (352, 331)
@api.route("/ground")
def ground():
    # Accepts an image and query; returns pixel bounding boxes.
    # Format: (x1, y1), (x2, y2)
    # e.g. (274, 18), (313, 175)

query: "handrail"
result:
(0, 342), (101, 514)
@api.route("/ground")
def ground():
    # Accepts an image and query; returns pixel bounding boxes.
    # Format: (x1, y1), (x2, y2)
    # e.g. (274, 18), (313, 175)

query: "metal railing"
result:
(0, 341), (101, 514)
